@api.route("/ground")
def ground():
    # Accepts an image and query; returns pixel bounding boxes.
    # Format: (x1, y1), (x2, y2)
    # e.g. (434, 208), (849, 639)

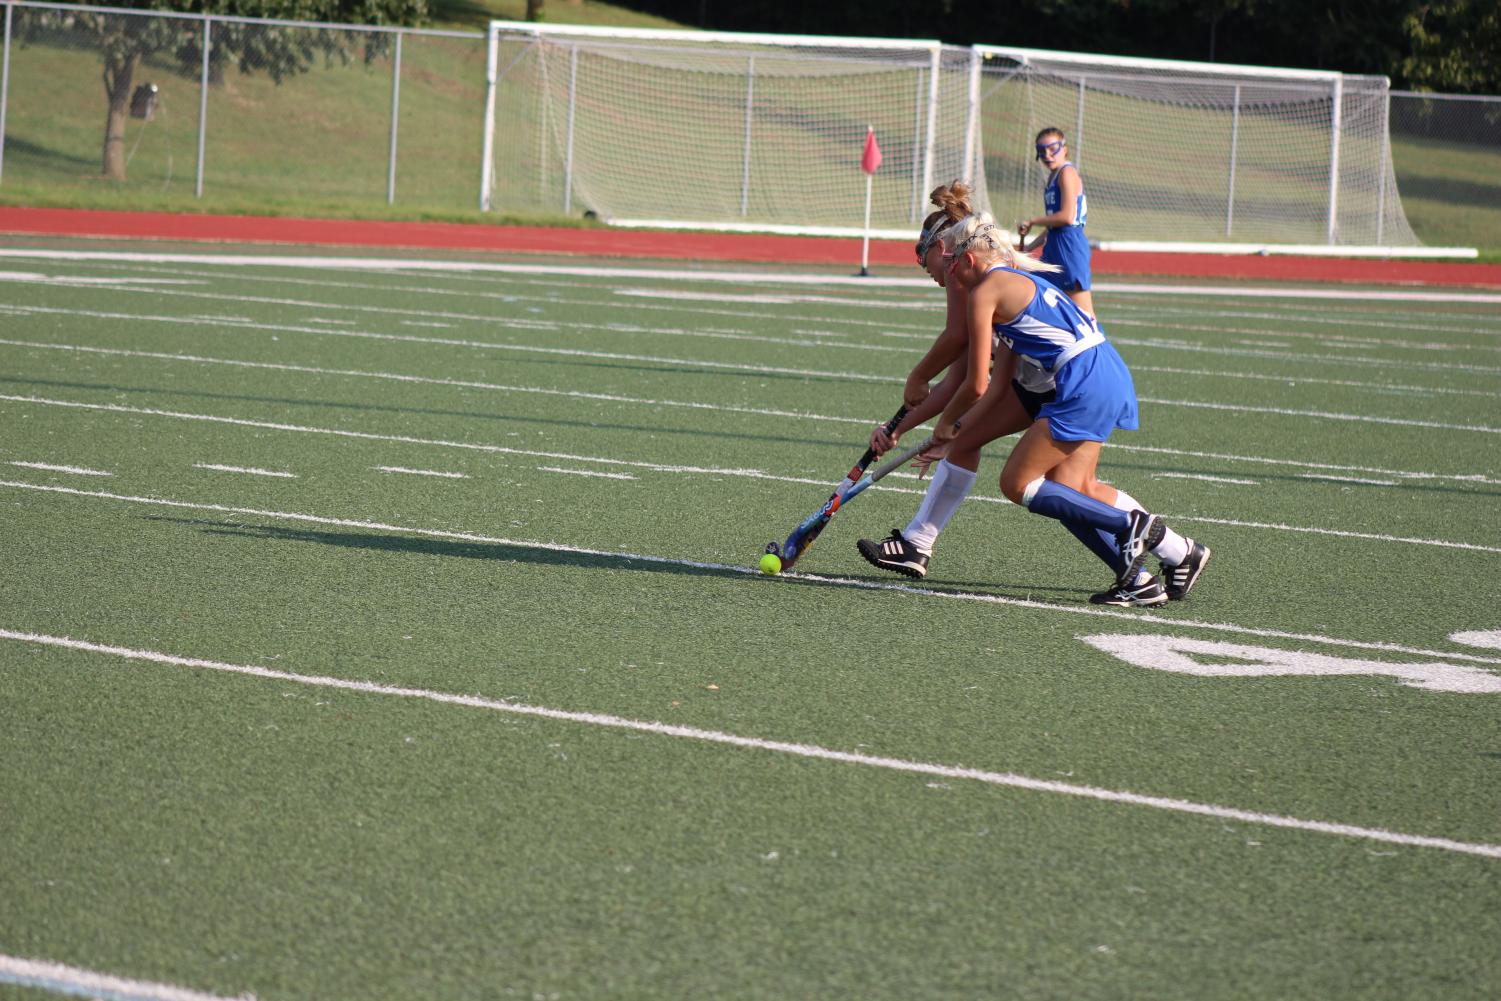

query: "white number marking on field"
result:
(1079, 634), (1501, 694)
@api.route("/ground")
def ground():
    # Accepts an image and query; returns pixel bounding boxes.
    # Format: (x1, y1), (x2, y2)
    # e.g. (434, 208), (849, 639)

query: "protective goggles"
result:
(914, 225), (945, 263)
(1035, 139), (1065, 160)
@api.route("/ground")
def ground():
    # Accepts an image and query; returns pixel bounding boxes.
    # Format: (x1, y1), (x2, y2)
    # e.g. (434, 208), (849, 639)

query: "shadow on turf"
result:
(150, 516), (1092, 599)
(0, 375), (871, 453)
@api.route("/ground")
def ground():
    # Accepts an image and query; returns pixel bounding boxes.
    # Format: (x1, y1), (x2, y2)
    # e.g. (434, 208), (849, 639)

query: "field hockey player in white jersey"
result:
(1017, 128), (1095, 317)
(860, 213), (1210, 607)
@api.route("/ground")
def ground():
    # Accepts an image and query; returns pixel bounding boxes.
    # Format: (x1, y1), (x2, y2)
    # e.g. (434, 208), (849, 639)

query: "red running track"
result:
(3, 205), (1498, 289)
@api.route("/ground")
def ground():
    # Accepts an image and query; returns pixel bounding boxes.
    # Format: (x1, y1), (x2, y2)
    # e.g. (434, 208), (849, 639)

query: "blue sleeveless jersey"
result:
(1041, 163), (1090, 290)
(1043, 163), (1087, 228)
(987, 265), (1137, 441)
(988, 267), (1105, 372)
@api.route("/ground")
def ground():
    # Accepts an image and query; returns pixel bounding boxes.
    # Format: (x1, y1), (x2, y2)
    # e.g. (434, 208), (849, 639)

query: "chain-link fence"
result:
(1389, 91), (1501, 250)
(0, 1), (486, 215)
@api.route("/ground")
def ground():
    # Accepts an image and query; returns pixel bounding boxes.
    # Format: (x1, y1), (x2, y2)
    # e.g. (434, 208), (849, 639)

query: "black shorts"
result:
(1013, 380), (1057, 420)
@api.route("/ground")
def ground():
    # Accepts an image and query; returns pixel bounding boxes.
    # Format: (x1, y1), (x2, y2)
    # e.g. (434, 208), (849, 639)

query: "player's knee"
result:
(998, 470), (1033, 506)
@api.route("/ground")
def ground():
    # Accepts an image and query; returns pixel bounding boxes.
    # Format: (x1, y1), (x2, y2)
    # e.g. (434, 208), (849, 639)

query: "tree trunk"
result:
(101, 50), (141, 181)
(525, 0), (544, 21)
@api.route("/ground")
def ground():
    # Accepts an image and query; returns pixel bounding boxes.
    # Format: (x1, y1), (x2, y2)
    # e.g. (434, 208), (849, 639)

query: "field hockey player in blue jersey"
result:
(858, 213), (1210, 607)
(1017, 128), (1095, 317)
(868, 182), (1138, 524)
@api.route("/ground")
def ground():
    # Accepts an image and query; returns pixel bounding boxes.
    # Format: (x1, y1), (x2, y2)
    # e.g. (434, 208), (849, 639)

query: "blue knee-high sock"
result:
(1025, 479), (1131, 536)
(1061, 521), (1128, 574)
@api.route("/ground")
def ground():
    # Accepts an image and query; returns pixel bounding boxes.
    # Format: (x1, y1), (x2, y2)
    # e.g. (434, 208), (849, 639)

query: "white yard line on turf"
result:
(3, 249), (1501, 304)
(0, 953), (252, 1001)
(64, 255), (1501, 334)
(3, 338), (1497, 486)
(1127, 363), (1495, 400)
(0, 304), (897, 382)
(4, 395), (1499, 555)
(1298, 473), (1398, 486)
(538, 466), (638, 480)
(0, 277), (919, 342)
(5, 478), (1501, 664)
(194, 463), (296, 479)
(1135, 396), (1501, 434)
(8, 461), (112, 476)
(376, 466), (469, 479)
(3, 628), (1498, 860)
(1152, 472), (1258, 486)
(51, 258), (1501, 347)
(5, 301), (1498, 422)
(7, 287), (1500, 375)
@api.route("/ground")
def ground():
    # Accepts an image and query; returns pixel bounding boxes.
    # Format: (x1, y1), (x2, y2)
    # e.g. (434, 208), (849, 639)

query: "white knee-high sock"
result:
(903, 460), (977, 553)
(1109, 487), (1143, 513)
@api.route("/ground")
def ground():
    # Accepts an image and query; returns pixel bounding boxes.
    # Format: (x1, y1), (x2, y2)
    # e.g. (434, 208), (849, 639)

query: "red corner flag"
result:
(861, 127), (882, 174)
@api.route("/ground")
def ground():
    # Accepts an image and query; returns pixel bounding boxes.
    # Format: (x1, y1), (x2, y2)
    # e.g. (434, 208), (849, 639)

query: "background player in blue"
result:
(860, 213), (1210, 607)
(1017, 127), (1095, 317)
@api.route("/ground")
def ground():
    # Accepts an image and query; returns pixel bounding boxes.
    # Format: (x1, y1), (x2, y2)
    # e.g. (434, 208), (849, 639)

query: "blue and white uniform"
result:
(989, 266), (1136, 441)
(1040, 163), (1091, 292)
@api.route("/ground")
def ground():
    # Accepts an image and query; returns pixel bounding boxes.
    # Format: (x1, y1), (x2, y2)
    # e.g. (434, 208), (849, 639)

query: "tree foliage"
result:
(620, 0), (1496, 94)
(21, 0), (428, 180)
(1403, 0), (1501, 92)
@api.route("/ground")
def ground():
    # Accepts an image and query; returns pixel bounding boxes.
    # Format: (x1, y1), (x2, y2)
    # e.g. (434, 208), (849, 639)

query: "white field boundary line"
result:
(7, 276), (1501, 378)
(56, 257), (1501, 344)
(6, 334), (1493, 414)
(1107, 316), (1501, 355)
(3, 629), (1498, 860)
(5, 305), (1499, 427)
(0, 268), (944, 341)
(6, 478), (1501, 666)
(0, 953), (254, 1001)
(58, 253), (1501, 331)
(40, 273), (1501, 357)
(6, 286), (1501, 378)
(3, 249), (1501, 304)
(5, 396), (1500, 556)
(1126, 363), (1496, 400)
(4, 338), (1498, 486)
(1088, 301), (1501, 338)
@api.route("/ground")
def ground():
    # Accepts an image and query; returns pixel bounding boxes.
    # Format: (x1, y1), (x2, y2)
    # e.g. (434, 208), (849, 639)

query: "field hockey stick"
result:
(768, 405), (907, 569)
(766, 434), (933, 571)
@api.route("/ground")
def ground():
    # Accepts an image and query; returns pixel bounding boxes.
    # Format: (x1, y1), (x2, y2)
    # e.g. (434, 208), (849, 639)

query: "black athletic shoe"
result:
(857, 530), (930, 579)
(1089, 574), (1169, 607)
(1117, 510), (1167, 585)
(1163, 540), (1211, 600)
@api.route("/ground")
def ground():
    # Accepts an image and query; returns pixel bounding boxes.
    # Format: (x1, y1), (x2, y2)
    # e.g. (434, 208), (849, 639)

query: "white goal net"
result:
(975, 47), (1418, 248)
(483, 23), (985, 237)
(483, 25), (1430, 250)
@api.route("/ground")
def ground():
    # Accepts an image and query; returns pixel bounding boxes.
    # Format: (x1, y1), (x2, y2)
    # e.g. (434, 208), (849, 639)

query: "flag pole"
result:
(860, 170), (873, 277)
(858, 124), (881, 278)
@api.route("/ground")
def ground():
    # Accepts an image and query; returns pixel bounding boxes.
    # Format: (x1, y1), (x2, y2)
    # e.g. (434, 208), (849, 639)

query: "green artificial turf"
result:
(0, 243), (1499, 1000)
